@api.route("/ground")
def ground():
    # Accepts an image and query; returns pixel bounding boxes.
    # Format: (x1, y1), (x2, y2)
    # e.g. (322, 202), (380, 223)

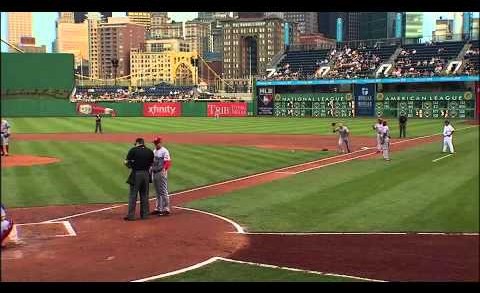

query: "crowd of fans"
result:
(463, 47), (480, 75)
(325, 46), (382, 79)
(263, 42), (478, 81)
(71, 87), (199, 103)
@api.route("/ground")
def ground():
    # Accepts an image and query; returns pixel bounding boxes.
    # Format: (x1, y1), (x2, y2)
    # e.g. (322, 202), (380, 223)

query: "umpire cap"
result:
(135, 138), (145, 145)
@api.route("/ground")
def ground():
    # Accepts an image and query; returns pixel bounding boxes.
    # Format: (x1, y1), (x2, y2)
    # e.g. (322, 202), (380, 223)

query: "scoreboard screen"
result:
(273, 93), (354, 118)
(375, 91), (475, 119)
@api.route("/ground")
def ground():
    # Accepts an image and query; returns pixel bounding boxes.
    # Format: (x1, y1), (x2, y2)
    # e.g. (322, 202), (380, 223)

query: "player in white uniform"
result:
(150, 137), (172, 216)
(1, 204), (14, 248)
(442, 120), (455, 154)
(372, 118), (383, 153)
(381, 120), (391, 161)
(333, 123), (351, 154)
(1, 119), (11, 156)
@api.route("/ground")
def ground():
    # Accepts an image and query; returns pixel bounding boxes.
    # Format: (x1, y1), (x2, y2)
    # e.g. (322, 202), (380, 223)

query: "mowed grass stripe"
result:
(2, 141), (328, 207)
(6, 117), (466, 136)
(186, 128), (479, 232)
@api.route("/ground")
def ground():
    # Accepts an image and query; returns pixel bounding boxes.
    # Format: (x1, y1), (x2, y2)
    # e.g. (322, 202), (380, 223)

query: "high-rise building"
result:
(18, 36), (47, 53)
(185, 20), (210, 56)
(130, 48), (198, 86)
(283, 12), (318, 35)
(433, 17), (454, 41)
(198, 12), (231, 22)
(58, 12), (75, 24)
(74, 12), (112, 23)
(209, 20), (224, 55)
(127, 12), (153, 32)
(317, 12), (360, 41)
(7, 12), (33, 52)
(56, 21), (89, 65)
(404, 12), (423, 39)
(150, 21), (183, 39)
(96, 18), (146, 79)
(234, 12), (265, 19)
(221, 17), (286, 78)
(87, 13), (102, 78)
(145, 38), (190, 52)
(472, 18), (480, 40)
(359, 12), (397, 40)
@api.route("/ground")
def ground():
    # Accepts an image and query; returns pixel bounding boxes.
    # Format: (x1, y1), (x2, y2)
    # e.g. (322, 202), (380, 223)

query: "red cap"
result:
(153, 137), (162, 144)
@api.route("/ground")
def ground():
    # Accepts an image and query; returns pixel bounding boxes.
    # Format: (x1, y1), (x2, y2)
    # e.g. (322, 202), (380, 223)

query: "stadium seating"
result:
(277, 49), (331, 77)
(463, 41), (479, 75)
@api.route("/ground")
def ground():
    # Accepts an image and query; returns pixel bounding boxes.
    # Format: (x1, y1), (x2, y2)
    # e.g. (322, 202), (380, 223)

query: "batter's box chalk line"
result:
(13, 221), (77, 240)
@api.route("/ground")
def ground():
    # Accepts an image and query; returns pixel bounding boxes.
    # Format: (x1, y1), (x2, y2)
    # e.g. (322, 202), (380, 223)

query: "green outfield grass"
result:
(154, 260), (363, 282)
(186, 127), (479, 232)
(4, 117), (470, 137)
(1, 141), (330, 208)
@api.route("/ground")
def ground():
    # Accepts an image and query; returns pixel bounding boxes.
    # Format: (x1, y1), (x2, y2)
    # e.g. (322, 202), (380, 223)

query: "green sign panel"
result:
(375, 92), (475, 119)
(273, 92), (354, 118)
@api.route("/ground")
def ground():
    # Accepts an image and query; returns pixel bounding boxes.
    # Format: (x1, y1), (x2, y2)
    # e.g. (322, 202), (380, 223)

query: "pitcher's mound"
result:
(1, 155), (61, 168)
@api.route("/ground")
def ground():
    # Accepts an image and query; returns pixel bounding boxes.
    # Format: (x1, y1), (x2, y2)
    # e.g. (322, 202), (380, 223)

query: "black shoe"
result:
(123, 216), (135, 221)
(150, 210), (161, 215)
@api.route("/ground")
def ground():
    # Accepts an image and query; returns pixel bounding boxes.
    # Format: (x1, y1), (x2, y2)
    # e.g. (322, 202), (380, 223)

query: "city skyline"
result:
(1, 12), (478, 53)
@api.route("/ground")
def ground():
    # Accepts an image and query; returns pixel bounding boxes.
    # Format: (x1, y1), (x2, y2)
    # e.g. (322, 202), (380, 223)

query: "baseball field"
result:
(1, 117), (479, 282)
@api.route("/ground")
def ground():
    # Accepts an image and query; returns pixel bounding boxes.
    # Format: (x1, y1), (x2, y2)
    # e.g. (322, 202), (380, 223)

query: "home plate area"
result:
(13, 221), (77, 240)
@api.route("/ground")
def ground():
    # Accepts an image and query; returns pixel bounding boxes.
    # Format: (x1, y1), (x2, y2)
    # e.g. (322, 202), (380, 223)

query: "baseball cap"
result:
(153, 137), (162, 144)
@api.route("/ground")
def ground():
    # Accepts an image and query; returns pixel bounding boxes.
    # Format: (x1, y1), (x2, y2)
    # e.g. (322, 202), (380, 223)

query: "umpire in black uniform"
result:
(95, 114), (102, 133)
(399, 114), (407, 138)
(124, 138), (154, 221)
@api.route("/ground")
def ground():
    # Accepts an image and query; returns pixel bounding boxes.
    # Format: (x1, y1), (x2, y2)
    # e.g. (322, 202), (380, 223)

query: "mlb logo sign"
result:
(362, 87), (369, 95)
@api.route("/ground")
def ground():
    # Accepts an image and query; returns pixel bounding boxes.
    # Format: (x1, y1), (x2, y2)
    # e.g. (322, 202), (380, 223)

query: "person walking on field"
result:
(333, 123), (351, 154)
(372, 118), (383, 153)
(150, 137), (172, 216)
(381, 120), (391, 161)
(442, 120), (455, 154)
(1, 118), (11, 156)
(124, 138), (154, 221)
(95, 114), (102, 134)
(399, 114), (407, 138)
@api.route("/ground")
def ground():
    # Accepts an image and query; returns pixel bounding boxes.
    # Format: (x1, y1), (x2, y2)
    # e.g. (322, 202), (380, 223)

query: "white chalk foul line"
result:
(432, 153), (454, 162)
(131, 256), (220, 282)
(241, 232), (479, 236)
(39, 124), (478, 224)
(217, 257), (387, 282)
(130, 256), (387, 282)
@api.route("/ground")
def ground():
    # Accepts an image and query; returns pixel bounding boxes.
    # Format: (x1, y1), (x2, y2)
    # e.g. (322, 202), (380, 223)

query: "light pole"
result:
(111, 58), (119, 86)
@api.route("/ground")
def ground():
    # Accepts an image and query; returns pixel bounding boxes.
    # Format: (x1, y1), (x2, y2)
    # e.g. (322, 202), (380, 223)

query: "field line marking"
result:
(174, 206), (245, 233)
(38, 124), (478, 224)
(62, 221), (77, 236)
(293, 151), (377, 174)
(241, 232), (479, 236)
(130, 257), (221, 282)
(274, 171), (297, 174)
(216, 257), (387, 282)
(432, 153), (453, 162)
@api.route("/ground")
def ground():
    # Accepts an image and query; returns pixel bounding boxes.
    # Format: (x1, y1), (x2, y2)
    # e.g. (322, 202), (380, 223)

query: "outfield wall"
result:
(1, 53), (75, 97)
(1, 99), (255, 117)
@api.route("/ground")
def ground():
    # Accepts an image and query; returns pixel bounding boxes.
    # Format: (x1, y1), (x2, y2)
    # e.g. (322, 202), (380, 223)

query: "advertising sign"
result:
(143, 102), (181, 117)
(76, 103), (116, 116)
(354, 84), (375, 116)
(207, 102), (247, 117)
(257, 87), (275, 115)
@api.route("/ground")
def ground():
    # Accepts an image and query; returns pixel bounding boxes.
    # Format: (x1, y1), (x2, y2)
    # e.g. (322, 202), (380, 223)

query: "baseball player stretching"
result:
(1, 119), (11, 156)
(151, 137), (172, 216)
(372, 118), (383, 153)
(381, 120), (391, 161)
(333, 123), (351, 154)
(442, 120), (455, 154)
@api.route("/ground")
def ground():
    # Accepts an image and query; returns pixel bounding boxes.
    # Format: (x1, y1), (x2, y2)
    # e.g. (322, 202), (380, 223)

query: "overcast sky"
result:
(1, 12), (478, 53)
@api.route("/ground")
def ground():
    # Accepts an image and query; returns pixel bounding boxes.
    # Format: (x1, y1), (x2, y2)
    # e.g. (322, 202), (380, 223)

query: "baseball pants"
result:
(443, 136), (454, 153)
(95, 123), (102, 133)
(376, 133), (382, 151)
(153, 172), (170, 212)
(382, 138), (390, 160)
(399, 124), (406, 138)
(127, 171), (150, 219)
(338, 138), (351, 153)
